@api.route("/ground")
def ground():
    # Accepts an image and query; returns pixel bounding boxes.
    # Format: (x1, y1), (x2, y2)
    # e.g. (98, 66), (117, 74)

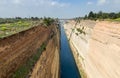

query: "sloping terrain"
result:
(30, 25), (60, 78)
(0, 24), (60, 78)
(64, 20), (120, 78)
(86, 21), (120, 78)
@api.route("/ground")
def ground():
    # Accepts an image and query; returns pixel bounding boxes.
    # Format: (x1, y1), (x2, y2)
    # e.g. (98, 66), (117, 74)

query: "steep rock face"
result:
(64, 20), (95, 69)
(30, 25), (60, 78)
(64, 20), (120, 78)
(0, 25), (60, 78)
(0, 26), (50, 78)
(86, 21), (120, 78)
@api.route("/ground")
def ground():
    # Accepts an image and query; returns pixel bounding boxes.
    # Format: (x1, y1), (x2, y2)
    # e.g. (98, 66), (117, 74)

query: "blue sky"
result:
(0, 0), (120, 18)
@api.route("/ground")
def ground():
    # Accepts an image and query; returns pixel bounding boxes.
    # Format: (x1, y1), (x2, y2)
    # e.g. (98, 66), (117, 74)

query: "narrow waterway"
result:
(60, 22), (81, 78)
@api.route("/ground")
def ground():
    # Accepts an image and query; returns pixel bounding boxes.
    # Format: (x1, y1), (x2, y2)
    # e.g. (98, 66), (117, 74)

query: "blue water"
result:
(60, 22), (81, 78)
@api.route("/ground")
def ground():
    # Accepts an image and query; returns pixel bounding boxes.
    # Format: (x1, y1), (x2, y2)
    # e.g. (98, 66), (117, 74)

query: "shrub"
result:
(0, 26), (8, 31)
(43, 17), (55, 26)
(76, 27), (86, 35)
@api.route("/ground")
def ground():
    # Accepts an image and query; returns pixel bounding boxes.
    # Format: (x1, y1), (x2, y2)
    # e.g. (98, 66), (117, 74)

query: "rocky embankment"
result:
(30, 25), (60, 78)
(64, 20), (120, 78)
(0, 24), (60, 78)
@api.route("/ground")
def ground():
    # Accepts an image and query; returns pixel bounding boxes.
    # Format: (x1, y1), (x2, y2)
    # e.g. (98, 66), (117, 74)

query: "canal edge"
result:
(62, 23), (87, 78)
(69, 40), (87, 78)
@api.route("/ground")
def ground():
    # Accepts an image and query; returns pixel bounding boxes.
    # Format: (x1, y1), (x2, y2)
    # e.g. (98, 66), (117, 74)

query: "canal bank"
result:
(60, 22), (81, 78)
(63, 20), (94, 78)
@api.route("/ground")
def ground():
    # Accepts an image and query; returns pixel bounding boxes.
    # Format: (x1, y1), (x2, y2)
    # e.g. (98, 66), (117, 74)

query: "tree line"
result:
(84, 11), (120, 20)
(0, 17), (57, 24)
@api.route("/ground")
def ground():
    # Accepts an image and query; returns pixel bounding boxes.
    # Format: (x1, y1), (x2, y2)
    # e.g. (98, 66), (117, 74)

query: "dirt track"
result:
(0, 25), (51, 78)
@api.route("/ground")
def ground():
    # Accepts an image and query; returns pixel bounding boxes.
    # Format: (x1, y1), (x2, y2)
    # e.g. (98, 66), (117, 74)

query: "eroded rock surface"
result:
(64, 20), (120, 78)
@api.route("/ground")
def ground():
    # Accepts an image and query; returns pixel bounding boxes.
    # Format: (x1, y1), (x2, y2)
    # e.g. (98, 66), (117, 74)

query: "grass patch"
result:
(114, 18), (120, 21)
(12, 42), (47, 78)
(0, 21), (36, 38)
(105, 18), (120, 22)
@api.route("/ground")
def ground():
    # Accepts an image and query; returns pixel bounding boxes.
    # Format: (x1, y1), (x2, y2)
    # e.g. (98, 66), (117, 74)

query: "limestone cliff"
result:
(64, 20), (120, 78)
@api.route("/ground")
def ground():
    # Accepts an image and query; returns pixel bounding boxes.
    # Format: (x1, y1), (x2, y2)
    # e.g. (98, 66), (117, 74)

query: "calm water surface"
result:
(60, 22), (81, 78)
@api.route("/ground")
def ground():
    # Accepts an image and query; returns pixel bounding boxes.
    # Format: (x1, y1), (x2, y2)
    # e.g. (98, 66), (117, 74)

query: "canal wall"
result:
(30, 25), (60, 78)
(64, 20), (95, 78)
(0, 24), (60, 78)
(64, 20), (120, 78)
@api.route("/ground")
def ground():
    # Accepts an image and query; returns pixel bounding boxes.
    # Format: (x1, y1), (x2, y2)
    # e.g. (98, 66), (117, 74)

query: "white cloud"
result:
(0, 0), (69, 7)
(97, 0), (106, 5)
(12, 0), (21, 4)
(113, 0), (120, 4)
(97, 0), (120, 6)
(87, 2), (93, 5)
(39, 0), (70, 7)
(50, 1), (69, 7)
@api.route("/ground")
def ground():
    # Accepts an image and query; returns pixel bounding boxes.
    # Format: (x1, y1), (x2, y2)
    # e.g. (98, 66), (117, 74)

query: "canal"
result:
(60, 22), (81, 78)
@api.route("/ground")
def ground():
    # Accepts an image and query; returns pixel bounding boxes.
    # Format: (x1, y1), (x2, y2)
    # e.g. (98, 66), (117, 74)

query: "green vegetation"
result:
(115, 18), (120, 21)
(0, 21), (34, 38)
(76, 27), (86, 35)
(0, 17), (56, 38)
(106, 18), (120, 22)
(12, 42), (47, 78)
(0, 17), (57, 38)
(43, 17), (55, 26)
(84, 11), (120, 21)
(0, 26), (9, 31)
(75, 33), (79, 36)
(0, 17), (42, 24)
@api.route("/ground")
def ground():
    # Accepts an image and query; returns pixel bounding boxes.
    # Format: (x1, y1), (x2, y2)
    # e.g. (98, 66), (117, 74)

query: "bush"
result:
(76, 27), (86, 35)
(43, 17), (55, 26)
(0, 26), (8, 31)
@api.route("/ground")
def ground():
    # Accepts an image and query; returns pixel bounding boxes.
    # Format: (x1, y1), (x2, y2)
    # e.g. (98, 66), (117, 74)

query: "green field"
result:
(0, 18), (56, 38)
(114, 18), (120, 21)
(0, 20), (41, 38)
(105, 18), (120, 22)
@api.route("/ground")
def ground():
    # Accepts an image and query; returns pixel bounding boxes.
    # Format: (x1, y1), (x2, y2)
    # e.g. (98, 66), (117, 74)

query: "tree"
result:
(97, 11), (103, 19)
(118, 12), (120, 18)
(109, 13), (117, 19)
(43, 17), (55, 26)
(102, 13), (109, 19)
(84, 15), (88, 19)
(15, 17), (22, 19)
(84, 11), (120, 20)
(88, 11), (95, 20)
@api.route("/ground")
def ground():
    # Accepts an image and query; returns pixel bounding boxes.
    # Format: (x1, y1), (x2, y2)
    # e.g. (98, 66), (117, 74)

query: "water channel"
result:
(60, 21), (81, 78)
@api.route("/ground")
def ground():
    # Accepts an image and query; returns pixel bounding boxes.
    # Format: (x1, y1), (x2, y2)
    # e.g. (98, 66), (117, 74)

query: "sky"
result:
(0, 0), (120, 18)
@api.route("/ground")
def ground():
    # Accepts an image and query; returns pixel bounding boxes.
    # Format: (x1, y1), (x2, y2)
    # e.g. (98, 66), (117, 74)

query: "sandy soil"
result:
(64, 20), (120, 78)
